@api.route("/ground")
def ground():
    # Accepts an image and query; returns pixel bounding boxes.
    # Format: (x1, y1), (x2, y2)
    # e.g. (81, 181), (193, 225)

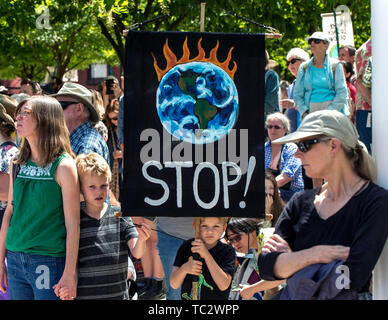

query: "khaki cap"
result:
(51, 82), (99, 123)
(273, 110), (359, 149)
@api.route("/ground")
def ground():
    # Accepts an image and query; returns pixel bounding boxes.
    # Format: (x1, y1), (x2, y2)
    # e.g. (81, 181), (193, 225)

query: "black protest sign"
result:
(122, 31), (265, 217)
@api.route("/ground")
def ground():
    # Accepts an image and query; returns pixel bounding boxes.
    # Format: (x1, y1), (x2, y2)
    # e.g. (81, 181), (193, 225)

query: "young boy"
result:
(57, 153), (150, 300)
(170, 217), (236, 300)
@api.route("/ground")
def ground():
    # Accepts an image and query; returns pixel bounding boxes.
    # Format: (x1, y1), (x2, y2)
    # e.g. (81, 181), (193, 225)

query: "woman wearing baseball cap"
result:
(258, 110), (388, 299)
(293, 32), (348, 119)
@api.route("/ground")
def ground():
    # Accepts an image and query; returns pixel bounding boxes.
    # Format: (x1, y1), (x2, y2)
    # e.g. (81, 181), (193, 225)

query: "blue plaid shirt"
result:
(264, 141), (304, 192)
(70, 121), (110, 166)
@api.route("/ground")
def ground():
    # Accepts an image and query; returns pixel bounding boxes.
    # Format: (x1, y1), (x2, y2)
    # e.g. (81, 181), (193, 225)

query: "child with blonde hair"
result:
(170, 217), (236, 300)
(59, 152), (150, 300)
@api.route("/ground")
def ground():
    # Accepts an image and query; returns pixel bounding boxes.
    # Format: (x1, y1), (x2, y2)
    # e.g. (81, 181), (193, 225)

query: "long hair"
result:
(225, 218), (263, 240)
(103, 98), (119, 131)
(15, 96), (75, 166)
(265, 170), (285, 226)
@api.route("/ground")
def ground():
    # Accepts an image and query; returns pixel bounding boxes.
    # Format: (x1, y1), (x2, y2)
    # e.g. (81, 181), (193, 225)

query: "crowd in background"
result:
(0, 31), (384, 301)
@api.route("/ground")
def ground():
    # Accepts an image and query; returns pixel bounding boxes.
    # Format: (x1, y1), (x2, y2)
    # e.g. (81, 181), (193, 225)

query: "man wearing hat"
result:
(52, 82), (109, 166)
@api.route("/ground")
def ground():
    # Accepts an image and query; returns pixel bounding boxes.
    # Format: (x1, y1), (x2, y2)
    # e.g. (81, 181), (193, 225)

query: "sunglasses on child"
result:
(109, 117), (118, 121)
(295, 137), (331, 153)
(308, 38), (325, 45)
(286, 58), (302, 66)
(226, 233), (243, 244)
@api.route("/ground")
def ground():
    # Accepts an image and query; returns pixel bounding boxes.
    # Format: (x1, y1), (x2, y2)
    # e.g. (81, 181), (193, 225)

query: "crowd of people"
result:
(0, 30), (386, 301)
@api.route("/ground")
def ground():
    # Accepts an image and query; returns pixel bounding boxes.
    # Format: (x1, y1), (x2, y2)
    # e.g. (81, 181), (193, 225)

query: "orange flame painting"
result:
(152, 37), (237, 82)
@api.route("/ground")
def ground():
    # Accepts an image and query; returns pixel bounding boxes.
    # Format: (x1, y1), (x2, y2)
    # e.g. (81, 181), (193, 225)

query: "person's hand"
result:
(265, 193), (273, 212)
(55, 286), (72, 300)
(311, 245), (350, 264)
(0, 262), (8, 293)
(102, 81), (108, 96)
(183, 257), (203, 276)
(280, 99), (295, 109)
(136, 222), (151, 242)
(53, 274), (77, 301)
(113, 150), (122, 159)
(262, 234), (291, 253)
(191, 239), (210, 260)
(239, 284), (255, 300)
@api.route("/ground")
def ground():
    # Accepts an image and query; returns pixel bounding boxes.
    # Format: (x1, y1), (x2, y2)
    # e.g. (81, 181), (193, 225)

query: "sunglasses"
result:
(295, 137), (331, 153)
(59, 101), (78, 110)
(109, 117), (118, 121)
(308, 38), (324, 45)
(286, 58), (302, 66)
(226, 233), (242, 244)
(16, 108), (32, 118)
(267, 125), (284, 130)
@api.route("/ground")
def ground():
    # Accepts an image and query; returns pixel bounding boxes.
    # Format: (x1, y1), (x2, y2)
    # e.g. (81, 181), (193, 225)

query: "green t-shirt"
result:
(6, 153), (69, 257)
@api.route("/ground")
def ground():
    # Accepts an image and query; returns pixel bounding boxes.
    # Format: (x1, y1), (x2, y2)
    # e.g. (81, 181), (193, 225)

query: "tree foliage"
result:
(0, 0), (371, 81)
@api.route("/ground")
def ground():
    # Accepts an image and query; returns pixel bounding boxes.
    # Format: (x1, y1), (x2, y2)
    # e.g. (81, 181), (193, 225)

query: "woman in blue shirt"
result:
(293, 32), (348, 119)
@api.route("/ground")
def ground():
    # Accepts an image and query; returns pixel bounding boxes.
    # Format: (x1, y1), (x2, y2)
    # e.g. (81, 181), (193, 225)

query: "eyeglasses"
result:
(308, 38), (323, 45)
(226, 233), (242, 244)
(267, 125), (284, 130)
(59, 101), (78, 110)
(16, 108), (32, 118)
(295, 137), (331, 153)
(109, 117), (118, 121)
(286, 58), (302, 66)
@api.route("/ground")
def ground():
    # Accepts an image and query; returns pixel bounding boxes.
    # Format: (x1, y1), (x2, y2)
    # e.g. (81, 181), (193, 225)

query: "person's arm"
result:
(275, 173), (292, 188)
(239, 279), (285, 300)
(329, 62), (348, 112)
(127, 222), (150, 259)
(191, 239), (232, 291)
(342, 191), (388, 291)
(53, 157), (80, 299)
(0, 172), (9, 201)
(264, 70), (280, 114)
(277, 144), (302, 187)
(293, 62), (309, 117)
(170, 259), (203, 290)
(356, 77), (371, 106)
(271, 244), (349, 279)
(0, 159), (15, 293)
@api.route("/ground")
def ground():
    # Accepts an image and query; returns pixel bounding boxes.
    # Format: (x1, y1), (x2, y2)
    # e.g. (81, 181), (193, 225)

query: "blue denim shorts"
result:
(6, 251), (65, 300)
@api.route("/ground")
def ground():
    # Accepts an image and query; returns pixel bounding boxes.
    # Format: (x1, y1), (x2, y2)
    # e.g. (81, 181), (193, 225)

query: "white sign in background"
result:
(321, 5), (355, 58)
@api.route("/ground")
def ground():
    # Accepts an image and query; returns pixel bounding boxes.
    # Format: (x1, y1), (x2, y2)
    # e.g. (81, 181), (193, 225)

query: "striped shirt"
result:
(77, 205), (138, 300)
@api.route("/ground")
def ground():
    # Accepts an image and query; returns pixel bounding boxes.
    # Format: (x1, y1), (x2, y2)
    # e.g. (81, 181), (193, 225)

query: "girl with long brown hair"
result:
(0, 96), (80, 300)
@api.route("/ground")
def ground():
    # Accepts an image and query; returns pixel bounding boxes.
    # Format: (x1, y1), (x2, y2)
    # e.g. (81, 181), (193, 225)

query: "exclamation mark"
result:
(239, 156), (256, 208)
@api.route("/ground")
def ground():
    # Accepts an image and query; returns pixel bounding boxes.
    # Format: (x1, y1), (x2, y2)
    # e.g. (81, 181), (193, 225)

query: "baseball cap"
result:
(305, 31), (330, 44)
(52, 82), (99, 123)
(272, 110), (358, 148)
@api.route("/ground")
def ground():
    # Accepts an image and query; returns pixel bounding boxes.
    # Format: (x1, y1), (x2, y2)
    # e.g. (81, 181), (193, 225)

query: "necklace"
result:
(345, 177), (364, 198)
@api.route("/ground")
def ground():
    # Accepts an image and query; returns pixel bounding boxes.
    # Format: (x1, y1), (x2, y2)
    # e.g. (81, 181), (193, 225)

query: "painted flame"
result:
(152, 37), (237, 82)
